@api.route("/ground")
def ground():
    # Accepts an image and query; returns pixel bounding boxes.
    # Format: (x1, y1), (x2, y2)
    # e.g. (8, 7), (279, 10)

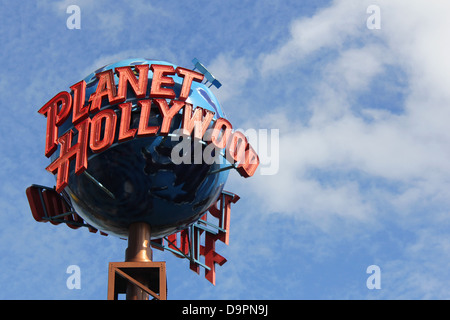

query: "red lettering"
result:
(88, 69), (117, 112)
(46, 118), (90, 193)
(117, 102), (137, 142)
(210, 118), (233, 149)
(65, 211), (85, 230)
(153, 99), (184, 134)
(190, 215), (206, 274)
(70, 80), (88, 125)
(26, 186), (46, 222)
(151, 238), (164, 251)
(175, 67), (204, 101)
(137, 99), (159, 137)
(150, 64), (176, 99)
(227, 131), (247, 164)
(236, 144), (260, 177)
(41, 189), (67, 226)
(202, 232), (227, 286)
(147, 192), (240, 285)
(181, 105), (215, 139)
(38, 91), (72, 157)
(90, 109), (117, 153)
(112, 65), (149, 104)
(167, 230), (190, 257)
(208, 192), (239, 245)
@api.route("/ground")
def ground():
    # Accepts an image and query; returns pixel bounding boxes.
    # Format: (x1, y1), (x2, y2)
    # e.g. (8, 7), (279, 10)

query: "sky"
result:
(1, 0), (450, 300)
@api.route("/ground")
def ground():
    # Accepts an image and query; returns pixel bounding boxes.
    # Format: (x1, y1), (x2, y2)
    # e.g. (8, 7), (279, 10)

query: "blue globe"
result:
(54, 59), (230, 239)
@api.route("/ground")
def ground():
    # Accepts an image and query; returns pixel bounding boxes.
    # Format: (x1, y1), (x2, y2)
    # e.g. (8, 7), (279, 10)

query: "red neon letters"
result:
(152, 192), (239, 285)
(38, 64), (260, 193)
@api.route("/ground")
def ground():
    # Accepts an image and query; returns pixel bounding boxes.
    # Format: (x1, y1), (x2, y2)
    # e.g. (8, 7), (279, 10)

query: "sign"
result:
(38, 61), (259, 193)
(28, 58), (259, 285)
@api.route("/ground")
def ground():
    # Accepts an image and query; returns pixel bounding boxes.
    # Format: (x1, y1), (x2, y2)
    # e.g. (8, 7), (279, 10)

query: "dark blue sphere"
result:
(55, 59), (230, 239)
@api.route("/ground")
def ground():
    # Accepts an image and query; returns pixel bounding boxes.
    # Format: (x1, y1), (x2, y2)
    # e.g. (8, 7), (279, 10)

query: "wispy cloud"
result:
(224, 0), (450, 299)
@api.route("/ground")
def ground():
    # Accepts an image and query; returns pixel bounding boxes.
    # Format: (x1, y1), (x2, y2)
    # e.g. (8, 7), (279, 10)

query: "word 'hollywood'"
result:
(38, 64), (260, 193)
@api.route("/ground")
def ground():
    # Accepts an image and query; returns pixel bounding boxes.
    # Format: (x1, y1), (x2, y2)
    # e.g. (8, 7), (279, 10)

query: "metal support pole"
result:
(125, 222), (152, 300)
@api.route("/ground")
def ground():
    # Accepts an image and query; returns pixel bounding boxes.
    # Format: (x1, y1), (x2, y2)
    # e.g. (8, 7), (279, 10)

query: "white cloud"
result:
(207, 54), (254, 113)
(321, 44), (387, 93)
(260, 0), (367, 74)
(227, 0), (450, 237)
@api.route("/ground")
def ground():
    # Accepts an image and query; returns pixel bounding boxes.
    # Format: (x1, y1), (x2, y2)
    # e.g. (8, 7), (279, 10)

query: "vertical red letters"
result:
(137, 99), (159, 137)
(38, 91), (73, 157)
(112, 64), (149, 104)
(89, 109), (117, 153)
(46, 118), (90, 193)
(175, 67), (204, 101)
(154, 99), (184, 134)
(150, 64), (176, 99)
(88, 69), (117, 112)
(70, 80), (88, 125)
(181, 105), (215, 139)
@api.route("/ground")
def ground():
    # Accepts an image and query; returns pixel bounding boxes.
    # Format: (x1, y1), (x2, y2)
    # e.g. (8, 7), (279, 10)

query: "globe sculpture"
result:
(53, 58), (230, 239)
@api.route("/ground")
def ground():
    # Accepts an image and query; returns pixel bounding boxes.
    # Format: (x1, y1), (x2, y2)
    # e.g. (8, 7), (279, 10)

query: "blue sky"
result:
(1, 0), (450, 300)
